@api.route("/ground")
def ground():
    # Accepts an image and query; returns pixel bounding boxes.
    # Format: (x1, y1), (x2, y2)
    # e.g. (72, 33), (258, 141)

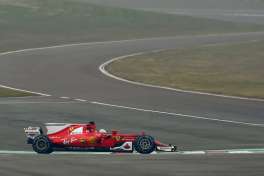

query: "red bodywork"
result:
(48, 123), (141, 150)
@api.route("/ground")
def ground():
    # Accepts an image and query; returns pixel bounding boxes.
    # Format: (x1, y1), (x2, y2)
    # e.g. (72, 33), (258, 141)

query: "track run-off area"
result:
(1, 148), (264, 155)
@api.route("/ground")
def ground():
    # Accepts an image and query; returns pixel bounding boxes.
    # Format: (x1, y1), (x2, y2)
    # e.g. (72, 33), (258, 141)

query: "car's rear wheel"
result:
(134, 135), (155, 154)
(32, 135), (53, 154)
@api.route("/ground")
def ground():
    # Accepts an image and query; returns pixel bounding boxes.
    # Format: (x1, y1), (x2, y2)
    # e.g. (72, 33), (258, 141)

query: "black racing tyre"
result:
(134, 135), (155, 154)
(32, 135), (53, 154)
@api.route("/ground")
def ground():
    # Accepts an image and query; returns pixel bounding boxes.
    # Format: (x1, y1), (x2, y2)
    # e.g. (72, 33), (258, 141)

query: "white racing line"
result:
(0, 148), (264, 156)
(74, 99), (88, 102)
(90, 101), (264, 127)
(60, 97), (70, 99)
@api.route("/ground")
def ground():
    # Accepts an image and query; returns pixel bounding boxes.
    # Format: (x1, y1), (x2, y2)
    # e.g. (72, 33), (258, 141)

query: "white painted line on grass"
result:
(1, 32), (264, 56)
(5, 96), (45, 99)
(0, 38), (170, 56)
(90, 101), (264, 127)
(0, 84), (51, 97)
(99, 52), (264, 102)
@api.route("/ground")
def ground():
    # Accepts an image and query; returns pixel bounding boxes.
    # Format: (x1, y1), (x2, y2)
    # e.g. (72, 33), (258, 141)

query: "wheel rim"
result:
(139, 138), (151, 150)
(36, 139), (47, 150)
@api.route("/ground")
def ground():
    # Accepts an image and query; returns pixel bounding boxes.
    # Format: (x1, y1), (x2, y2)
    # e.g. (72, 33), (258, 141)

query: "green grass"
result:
(77, 0), (264, 10)
(0, 88), (35, 97)
(107, 40), (264, 99)
(0, 0), (264, 52)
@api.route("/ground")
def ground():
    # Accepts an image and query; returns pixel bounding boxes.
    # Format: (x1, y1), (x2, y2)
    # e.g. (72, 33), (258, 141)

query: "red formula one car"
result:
(24, 122), (177, 154)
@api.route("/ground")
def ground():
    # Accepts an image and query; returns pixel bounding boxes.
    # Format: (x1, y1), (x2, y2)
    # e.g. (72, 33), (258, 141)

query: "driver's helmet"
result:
(87, 121), (96, 132)
(99, 129), (107, 133)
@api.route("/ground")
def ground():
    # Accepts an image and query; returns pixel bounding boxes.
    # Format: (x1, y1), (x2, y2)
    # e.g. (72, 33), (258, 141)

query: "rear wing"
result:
(24, 127), (43, 144)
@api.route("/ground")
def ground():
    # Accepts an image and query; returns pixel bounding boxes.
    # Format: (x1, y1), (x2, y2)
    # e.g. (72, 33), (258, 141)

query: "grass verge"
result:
(0, 87), (35, 97)
(0, 0), (264, 52)
(107, 40), (264, 99)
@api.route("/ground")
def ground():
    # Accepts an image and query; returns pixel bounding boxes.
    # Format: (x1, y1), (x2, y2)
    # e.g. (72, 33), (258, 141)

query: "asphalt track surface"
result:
(1, 32), (264, 175)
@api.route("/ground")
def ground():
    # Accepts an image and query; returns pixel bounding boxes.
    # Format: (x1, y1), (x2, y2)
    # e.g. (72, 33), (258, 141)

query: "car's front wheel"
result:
(32, 135), (53, 154)
(134, 135), (155, 154)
